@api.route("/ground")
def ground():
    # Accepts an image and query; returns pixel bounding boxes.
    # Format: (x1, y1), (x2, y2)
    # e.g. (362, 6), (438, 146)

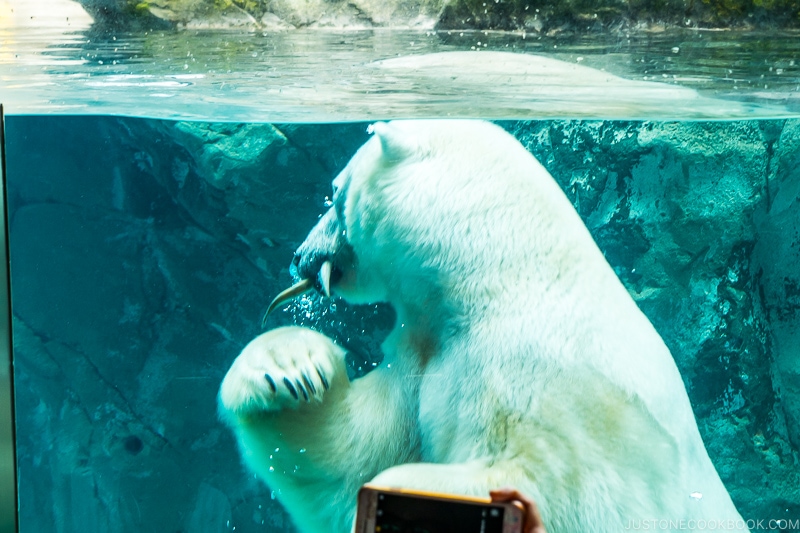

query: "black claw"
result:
(283, 377), (299, 400)
(264, 374), (277, 393)
(316, 365), (330, 391)
(296, 379), (309, 401)
(302, 372), (317, 395)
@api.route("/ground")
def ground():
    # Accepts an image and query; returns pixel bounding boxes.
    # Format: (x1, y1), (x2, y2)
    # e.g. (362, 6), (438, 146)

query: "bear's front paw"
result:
(219, 326), (346, 416)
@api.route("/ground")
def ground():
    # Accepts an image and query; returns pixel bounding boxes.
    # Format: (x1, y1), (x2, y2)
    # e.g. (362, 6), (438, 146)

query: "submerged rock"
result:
(753, 119), (800, 451)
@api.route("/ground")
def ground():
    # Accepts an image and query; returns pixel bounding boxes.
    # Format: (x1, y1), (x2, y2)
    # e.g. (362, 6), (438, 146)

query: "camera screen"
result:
(373, 492), (507, 533)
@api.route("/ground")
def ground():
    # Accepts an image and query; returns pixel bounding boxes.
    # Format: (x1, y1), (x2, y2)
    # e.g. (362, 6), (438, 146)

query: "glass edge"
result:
(0, 103), (19, 533)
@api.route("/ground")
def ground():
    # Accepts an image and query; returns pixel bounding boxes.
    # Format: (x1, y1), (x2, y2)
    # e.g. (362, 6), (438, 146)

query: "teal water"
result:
(5, 114), (800, 533)
(2, 12), (800, 533)
(1, 26), (800, 120)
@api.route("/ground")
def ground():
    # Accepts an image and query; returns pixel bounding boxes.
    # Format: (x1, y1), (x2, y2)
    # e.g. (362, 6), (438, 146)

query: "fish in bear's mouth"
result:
(261, 259), (342, 326)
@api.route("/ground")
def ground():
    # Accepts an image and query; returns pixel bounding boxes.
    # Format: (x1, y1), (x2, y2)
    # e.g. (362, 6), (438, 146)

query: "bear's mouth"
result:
(261, 260), (341, 327)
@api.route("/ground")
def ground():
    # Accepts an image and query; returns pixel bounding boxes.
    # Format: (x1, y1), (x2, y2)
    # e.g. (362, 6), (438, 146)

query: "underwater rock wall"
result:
(752, 120), (800, 489)
(5, 116), (799, 532)
(7, 116), (283, 532)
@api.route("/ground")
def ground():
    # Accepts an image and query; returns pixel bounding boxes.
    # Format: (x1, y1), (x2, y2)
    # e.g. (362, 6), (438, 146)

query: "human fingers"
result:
(490, 488), (546, 533)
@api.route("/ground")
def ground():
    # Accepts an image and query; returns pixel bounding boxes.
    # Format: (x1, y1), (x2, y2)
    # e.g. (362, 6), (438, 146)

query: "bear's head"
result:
(265, 119), (584, 327)
(292, 121), (429, 306)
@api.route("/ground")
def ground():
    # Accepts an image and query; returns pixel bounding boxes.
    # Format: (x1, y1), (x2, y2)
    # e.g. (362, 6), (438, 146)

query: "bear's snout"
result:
(292, 207), (355, 299)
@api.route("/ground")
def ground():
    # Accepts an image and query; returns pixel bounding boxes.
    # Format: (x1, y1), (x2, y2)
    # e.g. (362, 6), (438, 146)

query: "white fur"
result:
(219, 120), (748, 533)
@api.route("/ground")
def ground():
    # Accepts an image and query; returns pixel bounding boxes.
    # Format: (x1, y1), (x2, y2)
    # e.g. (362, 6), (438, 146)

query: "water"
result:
(2, 6), (800, 533)
(7, 114), (800, 533)
(2, 24), (800, 119)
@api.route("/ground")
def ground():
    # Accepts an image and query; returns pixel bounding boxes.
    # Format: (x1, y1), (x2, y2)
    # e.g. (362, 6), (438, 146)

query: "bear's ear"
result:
(368, 122), (419, 162)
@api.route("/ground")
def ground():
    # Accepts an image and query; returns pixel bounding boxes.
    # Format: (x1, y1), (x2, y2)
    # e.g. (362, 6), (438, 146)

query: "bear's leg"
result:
(219, 326), (420, 533)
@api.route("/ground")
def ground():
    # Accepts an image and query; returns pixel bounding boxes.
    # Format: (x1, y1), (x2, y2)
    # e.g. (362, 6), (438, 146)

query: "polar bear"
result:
(219, 120), (748, 533)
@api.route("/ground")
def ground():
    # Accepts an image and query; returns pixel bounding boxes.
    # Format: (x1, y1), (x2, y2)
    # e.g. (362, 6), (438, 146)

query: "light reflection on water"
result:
(1, 22), (799, 120)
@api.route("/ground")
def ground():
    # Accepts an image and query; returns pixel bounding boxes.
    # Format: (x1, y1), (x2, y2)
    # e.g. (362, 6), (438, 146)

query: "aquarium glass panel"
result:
(1, 1), (799, 533)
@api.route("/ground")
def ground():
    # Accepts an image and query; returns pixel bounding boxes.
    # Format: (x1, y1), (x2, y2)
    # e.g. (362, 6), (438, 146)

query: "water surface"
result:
(2, 22), (800, 120)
